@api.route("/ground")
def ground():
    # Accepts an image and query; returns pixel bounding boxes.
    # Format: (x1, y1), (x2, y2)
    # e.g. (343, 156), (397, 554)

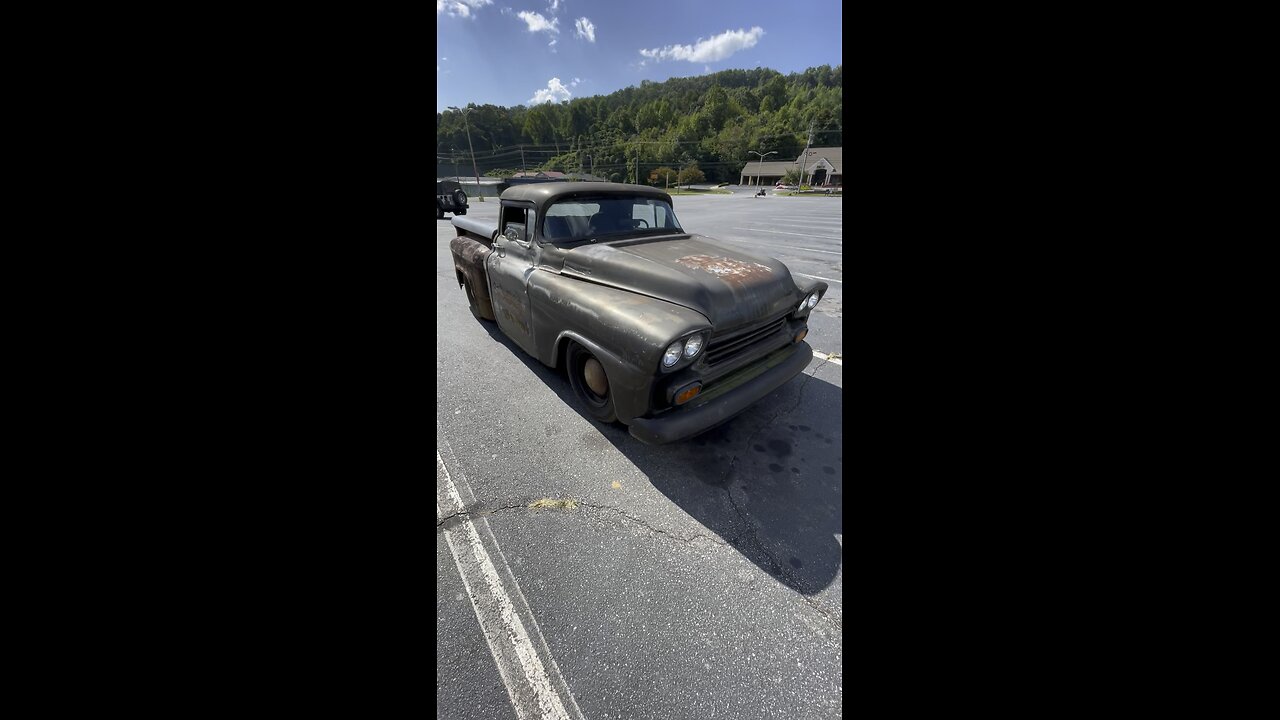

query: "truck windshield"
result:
(542, 196), (683, 243)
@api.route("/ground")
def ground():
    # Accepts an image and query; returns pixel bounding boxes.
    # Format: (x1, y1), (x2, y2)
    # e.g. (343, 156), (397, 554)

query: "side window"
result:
(501, 206), (528, 242)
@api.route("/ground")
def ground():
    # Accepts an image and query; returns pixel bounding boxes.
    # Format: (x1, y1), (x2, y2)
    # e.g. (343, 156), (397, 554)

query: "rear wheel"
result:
(453, 189), (467, 206)
(566, 342), (617, 423)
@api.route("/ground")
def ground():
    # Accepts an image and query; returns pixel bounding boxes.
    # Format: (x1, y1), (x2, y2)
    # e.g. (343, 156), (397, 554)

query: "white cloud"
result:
(529, 77), (572, 104)
(570, 77), (581, 87)
(574, 17), (595, 43)
(639, 26), (764, 63)
(549, 38), (557, 53)
(437, 0), (493, 18)
(547, 0), (562, 12)
(517, 10), (559, 34)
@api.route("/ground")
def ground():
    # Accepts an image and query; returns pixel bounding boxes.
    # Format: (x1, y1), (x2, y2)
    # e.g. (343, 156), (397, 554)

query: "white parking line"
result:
(438, 449), (581, 720)
(732, 227), (842, 240)
(813, 351), (844, 366)
(710, 236), (842, 256)
(739, 240), (842, 256)
(794, 272), (842, 284)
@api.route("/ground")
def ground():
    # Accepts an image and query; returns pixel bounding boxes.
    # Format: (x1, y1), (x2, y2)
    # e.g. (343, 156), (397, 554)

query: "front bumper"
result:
(628, 341), (815, 445)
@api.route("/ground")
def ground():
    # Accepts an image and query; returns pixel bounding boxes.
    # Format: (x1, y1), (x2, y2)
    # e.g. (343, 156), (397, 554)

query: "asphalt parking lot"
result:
(437, 189), (843, 719)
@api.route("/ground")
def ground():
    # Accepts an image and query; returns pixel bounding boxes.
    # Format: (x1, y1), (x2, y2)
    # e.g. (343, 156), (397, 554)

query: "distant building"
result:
(506, 170), (609, 186)
(738, 147), (843, 187)
(510, 170), (567, 179)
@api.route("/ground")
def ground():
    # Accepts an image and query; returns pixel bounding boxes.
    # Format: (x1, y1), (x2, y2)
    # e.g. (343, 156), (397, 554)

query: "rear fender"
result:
(449, 236), (495, 320)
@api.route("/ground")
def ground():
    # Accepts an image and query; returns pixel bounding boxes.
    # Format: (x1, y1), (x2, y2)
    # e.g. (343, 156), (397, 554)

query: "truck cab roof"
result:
(500, 182), (673, 215)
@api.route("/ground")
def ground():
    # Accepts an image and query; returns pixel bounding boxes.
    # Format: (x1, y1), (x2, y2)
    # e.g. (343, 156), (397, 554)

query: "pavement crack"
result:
(575, 502), (729, 547)
(716, 357), (829, 488)
(714, 357), (842, 630)
(436, 504), (527, 528)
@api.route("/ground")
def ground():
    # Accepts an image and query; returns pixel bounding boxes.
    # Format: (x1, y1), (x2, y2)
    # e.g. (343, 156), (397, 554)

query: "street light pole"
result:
(448, 105), (484, 202)
(748, 150), (777, 187)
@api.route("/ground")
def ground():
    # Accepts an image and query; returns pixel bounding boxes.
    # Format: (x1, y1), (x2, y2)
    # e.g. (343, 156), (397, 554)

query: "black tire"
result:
(566, 342), (617, 423)
(437, 205), (444, 219)
(453, 189), (467, 206)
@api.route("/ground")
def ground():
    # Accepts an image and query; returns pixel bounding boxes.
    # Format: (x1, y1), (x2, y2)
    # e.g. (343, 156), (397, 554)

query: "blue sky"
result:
(436, 0), (842, 112)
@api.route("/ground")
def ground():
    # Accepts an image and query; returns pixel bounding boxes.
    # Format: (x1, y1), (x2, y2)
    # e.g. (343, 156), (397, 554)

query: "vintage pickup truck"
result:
(449, 182), (826, 445)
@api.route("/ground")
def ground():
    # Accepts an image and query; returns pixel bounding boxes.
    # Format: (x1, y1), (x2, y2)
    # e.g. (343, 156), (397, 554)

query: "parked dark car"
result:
(449, 182), (826, 445)
(437, 180), (468, 218)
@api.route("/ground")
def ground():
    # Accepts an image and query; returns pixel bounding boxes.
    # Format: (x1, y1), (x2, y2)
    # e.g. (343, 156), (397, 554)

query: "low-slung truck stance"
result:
(450, 182), (826, 445)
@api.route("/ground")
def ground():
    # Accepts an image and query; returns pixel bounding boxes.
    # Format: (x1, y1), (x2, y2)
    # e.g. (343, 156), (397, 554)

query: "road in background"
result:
(436, 190), (843, 720)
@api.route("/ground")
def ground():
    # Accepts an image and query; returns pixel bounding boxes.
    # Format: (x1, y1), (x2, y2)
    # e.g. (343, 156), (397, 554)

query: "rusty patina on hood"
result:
(557, 233), (805, 331)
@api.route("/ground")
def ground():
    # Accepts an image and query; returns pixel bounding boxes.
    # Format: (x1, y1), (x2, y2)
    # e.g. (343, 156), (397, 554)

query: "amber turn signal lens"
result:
(795, 329), (808, 343)
(674, 384), (702, 405)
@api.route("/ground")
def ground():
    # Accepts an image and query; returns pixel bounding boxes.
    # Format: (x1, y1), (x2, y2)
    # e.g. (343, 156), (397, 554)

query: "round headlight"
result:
(663, 341), (683, 367)
(806, 292), (819, 309)
(684, 334), (704, 358)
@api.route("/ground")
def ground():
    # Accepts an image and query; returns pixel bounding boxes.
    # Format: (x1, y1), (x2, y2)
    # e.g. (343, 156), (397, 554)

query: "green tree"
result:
(678, 163), (706, 185)
(649, 166), (677, 187)
(782, 169), (800, 185)
(438, 64), (842, 181)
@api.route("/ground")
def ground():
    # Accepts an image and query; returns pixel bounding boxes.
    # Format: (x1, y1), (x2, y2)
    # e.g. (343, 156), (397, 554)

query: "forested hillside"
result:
(436, 64), (841, 184)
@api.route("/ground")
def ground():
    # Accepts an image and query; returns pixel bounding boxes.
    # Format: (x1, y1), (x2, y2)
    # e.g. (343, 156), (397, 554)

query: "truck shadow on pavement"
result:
(478, 320), (843, 598)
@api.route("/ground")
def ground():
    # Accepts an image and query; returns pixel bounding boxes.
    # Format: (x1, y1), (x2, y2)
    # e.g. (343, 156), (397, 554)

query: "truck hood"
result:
(558, 234), (803, 331)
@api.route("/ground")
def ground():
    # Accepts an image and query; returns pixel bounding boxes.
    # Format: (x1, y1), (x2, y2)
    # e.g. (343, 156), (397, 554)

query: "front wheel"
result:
(566, 342), (617, 423)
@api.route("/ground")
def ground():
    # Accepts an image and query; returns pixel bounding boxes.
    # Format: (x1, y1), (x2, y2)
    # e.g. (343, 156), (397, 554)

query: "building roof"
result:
(744, 160), (801, 176)
(796, 147), (842, 173)
(742, 146), (843, 176)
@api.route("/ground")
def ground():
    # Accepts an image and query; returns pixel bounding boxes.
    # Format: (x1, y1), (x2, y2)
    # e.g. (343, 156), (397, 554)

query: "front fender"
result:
(528, 273), (710, 423)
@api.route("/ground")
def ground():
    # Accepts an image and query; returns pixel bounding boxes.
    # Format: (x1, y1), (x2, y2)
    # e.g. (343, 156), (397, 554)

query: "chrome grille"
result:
(703, 316), (788, 367)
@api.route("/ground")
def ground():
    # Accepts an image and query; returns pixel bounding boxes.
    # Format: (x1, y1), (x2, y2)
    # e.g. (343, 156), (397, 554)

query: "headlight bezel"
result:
(795, 290), (823, 317)
(659, 331), (708, 372)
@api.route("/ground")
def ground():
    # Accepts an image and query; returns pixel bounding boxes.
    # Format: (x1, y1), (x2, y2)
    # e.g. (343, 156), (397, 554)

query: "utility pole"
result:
(448, 105), (484, 202)
(798, 122), (814, 189)
(520, 144), (526, 174)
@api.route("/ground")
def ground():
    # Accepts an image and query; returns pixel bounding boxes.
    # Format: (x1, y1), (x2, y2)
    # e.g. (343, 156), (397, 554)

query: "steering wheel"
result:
(635, 219), (649, 228)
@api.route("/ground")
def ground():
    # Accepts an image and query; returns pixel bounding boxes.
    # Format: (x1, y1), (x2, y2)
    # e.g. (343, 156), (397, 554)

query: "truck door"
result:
(486, 202), (537, 354)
